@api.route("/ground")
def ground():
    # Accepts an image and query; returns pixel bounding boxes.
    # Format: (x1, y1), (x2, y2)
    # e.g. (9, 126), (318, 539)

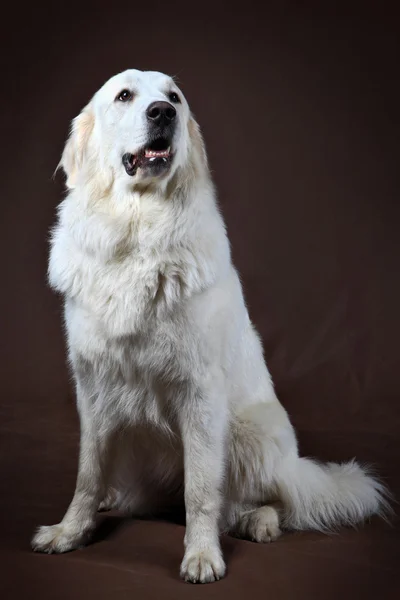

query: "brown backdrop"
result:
(1, 4), (399, 599)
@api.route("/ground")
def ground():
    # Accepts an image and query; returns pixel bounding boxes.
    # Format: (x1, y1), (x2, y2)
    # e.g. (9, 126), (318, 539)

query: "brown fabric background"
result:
(0, 3), (399, 598)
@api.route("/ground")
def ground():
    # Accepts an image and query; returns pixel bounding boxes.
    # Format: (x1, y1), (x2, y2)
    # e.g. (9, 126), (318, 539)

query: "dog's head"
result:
(60, 69), (205, 191)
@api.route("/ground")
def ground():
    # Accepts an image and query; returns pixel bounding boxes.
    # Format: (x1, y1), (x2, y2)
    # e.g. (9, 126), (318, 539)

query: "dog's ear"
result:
(58, 105), (94, 189)
(188, 116), (208, 170)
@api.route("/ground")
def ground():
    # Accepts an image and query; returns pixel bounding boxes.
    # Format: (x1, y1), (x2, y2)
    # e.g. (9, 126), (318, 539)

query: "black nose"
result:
(146, 101), (176, 126)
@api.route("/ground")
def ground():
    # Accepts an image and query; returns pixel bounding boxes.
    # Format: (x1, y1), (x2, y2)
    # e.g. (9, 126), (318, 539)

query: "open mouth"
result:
(122, 137), (173, 177)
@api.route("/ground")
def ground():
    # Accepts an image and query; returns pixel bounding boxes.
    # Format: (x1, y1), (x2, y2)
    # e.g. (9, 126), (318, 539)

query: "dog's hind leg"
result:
(224, 400), (296, 543)
(98, 488), (118, 512)
(229, 502), (282, 543)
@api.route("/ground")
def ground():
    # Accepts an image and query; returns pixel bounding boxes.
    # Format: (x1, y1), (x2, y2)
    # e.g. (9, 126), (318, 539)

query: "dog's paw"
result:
(238, 505), (281, 543)
(98, 499), (112, 512)
(31, 524), (87, 554)
(180, 546), (226, 583)
(98, 488), (117, 512)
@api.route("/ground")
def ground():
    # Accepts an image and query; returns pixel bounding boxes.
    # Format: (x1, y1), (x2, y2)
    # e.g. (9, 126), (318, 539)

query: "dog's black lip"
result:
(122, 152), (137, 176)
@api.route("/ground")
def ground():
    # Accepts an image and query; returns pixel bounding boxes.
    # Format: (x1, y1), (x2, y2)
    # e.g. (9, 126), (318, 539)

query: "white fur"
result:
(31, 69), (390, 583)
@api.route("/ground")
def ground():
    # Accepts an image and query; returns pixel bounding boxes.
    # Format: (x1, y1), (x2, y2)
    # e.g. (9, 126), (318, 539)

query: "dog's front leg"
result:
(179, 386), (227, 583)
(31, 385), (115, 554)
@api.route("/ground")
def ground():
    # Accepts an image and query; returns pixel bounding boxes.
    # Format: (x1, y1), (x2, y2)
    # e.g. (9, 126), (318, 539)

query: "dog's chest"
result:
(69, 306), (191, 429)
(53, 232), (187, 339)
(63, 248), (195, 415)
(52, 202), (206, 427)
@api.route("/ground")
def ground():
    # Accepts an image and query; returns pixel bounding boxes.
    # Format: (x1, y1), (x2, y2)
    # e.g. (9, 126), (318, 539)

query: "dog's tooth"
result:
(144, 147), (170, 160)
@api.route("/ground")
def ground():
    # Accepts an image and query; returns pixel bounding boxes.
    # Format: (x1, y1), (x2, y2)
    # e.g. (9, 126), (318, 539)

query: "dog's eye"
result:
(168, 92), (181, 104)
(116, 89), (133, 102)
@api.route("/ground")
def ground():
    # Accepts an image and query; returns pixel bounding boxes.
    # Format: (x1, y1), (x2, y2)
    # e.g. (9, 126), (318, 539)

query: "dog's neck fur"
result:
(49, 144), (231, 336)
(61, 141), (218, 255)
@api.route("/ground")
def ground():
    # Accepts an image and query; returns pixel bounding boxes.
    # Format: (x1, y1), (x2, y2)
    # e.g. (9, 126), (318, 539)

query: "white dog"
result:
(31, 69), (389, 583)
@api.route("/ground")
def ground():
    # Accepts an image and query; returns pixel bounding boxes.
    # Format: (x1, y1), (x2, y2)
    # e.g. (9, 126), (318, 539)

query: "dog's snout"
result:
(146, 101), (176, 125)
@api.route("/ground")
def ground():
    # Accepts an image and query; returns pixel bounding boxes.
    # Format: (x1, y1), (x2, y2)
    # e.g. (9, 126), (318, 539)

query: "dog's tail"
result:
(276, 456), (392, 531)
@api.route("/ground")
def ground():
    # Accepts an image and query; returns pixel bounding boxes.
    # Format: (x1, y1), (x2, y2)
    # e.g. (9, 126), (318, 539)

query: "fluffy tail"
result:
(277, 456), (392, 531)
